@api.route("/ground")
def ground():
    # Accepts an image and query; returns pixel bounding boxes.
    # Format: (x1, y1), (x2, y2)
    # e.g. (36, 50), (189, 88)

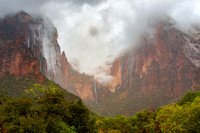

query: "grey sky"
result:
(0, 0), (200, 82)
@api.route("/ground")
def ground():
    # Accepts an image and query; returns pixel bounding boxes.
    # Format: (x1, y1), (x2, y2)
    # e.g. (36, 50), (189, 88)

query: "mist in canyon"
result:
(0, 0), (200, 83)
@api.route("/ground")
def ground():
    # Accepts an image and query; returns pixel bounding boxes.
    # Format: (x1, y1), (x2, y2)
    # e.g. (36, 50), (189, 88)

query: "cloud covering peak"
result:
(0, 0), (200, 83)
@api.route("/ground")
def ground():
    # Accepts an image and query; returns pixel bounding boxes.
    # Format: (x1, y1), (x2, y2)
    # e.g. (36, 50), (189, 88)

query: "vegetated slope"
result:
(0, 72), (78, 100)
(0, 89), (97, 133)
(95, 91), (200, 133)
(91, 19), (200, 116)
(0, 87), (199, 133)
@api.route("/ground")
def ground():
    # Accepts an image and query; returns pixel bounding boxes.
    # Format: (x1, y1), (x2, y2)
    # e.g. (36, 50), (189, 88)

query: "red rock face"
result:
(106, 21), (200, 115)
(0, 38), (39, 76)
(0, 12), (96, 102)
(0, 13), (40, 77)
(109, 57), (122, 92)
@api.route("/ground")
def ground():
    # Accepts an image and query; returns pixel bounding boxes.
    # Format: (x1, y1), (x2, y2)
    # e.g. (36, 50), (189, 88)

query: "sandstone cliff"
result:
(0, 12), (41, 77)
(93, 20), (200, 116)
(0, 12), (97, 102)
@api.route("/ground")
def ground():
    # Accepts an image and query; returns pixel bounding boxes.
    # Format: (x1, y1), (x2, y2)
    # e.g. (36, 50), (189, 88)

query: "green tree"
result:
(178, 91), (200, 105)
(157, 97), (200, 132)
(0, 96), (46, 132)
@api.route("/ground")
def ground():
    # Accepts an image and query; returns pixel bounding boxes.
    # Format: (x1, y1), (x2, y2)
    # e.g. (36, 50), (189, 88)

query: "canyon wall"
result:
(0, 12), (97, 102)
(96, 21), (200, 116)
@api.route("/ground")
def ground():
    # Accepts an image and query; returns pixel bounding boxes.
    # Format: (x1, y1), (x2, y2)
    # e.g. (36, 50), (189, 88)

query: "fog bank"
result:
(0, 0), (200, 82)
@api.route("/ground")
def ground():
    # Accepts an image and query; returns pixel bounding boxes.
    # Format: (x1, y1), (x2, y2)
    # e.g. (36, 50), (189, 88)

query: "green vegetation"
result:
(0, 73), (200, 132)
(1, 90), (200, 132)
(95, 91), (200, 133)
(0, 73), (77, 100)
(0, 90), (96, 133)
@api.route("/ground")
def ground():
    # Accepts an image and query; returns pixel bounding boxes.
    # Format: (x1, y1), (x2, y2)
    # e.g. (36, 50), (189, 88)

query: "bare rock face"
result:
(0, 37), (39, 76)
(100, 21), (200, 116)
(0, 12), (96, 102)
(109, 57), (122, 92)
(0, 12), (41, 77)
(118, 22), (200, 97)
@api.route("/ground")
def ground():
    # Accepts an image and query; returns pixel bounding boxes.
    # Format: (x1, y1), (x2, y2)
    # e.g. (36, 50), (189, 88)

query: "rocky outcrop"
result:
(109, 57), (122, 92)
(118, 22), (200, 97)
(100, 21), (200, 116)
(0, 12), (97, 102)
(0, 37), (39, 76)
(0, 12), (41, 77)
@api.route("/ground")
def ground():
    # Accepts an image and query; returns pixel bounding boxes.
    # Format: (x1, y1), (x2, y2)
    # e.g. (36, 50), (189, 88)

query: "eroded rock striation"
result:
(99, 21), (200, 116)
(0, 12), (97, 102)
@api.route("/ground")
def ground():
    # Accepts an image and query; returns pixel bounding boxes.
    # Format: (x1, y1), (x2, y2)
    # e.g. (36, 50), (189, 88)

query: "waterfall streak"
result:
(94, 79), (97, 104)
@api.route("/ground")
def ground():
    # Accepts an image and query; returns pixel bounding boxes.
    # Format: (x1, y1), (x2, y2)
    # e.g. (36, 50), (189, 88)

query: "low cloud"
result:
(0, 0), (200, 83)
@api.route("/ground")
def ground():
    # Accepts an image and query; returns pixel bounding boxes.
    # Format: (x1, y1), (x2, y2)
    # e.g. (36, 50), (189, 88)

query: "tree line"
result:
(0, 90), (200, 133)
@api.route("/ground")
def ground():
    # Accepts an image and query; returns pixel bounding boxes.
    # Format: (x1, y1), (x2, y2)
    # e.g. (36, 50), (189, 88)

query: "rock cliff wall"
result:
(0, 12), (96, 102)
(99, 21), (200, 116)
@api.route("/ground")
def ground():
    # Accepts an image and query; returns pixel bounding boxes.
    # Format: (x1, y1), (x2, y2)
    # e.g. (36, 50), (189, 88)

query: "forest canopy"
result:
(0, 90), (200, 133)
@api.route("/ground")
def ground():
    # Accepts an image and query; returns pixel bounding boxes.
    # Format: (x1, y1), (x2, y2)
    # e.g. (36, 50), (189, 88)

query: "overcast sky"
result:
(0, 0), (200, 82)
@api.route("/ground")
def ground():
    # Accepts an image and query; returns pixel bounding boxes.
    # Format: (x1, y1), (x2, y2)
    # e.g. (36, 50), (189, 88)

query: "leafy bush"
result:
(95, 91), (200, 133)
(0, 90), (95, 133)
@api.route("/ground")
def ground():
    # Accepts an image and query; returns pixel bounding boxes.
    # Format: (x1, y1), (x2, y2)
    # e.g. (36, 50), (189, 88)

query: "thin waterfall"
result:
(33, 34), (36, 45)
(28, 38), (30, 47)
(94, 77), (97, 104)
